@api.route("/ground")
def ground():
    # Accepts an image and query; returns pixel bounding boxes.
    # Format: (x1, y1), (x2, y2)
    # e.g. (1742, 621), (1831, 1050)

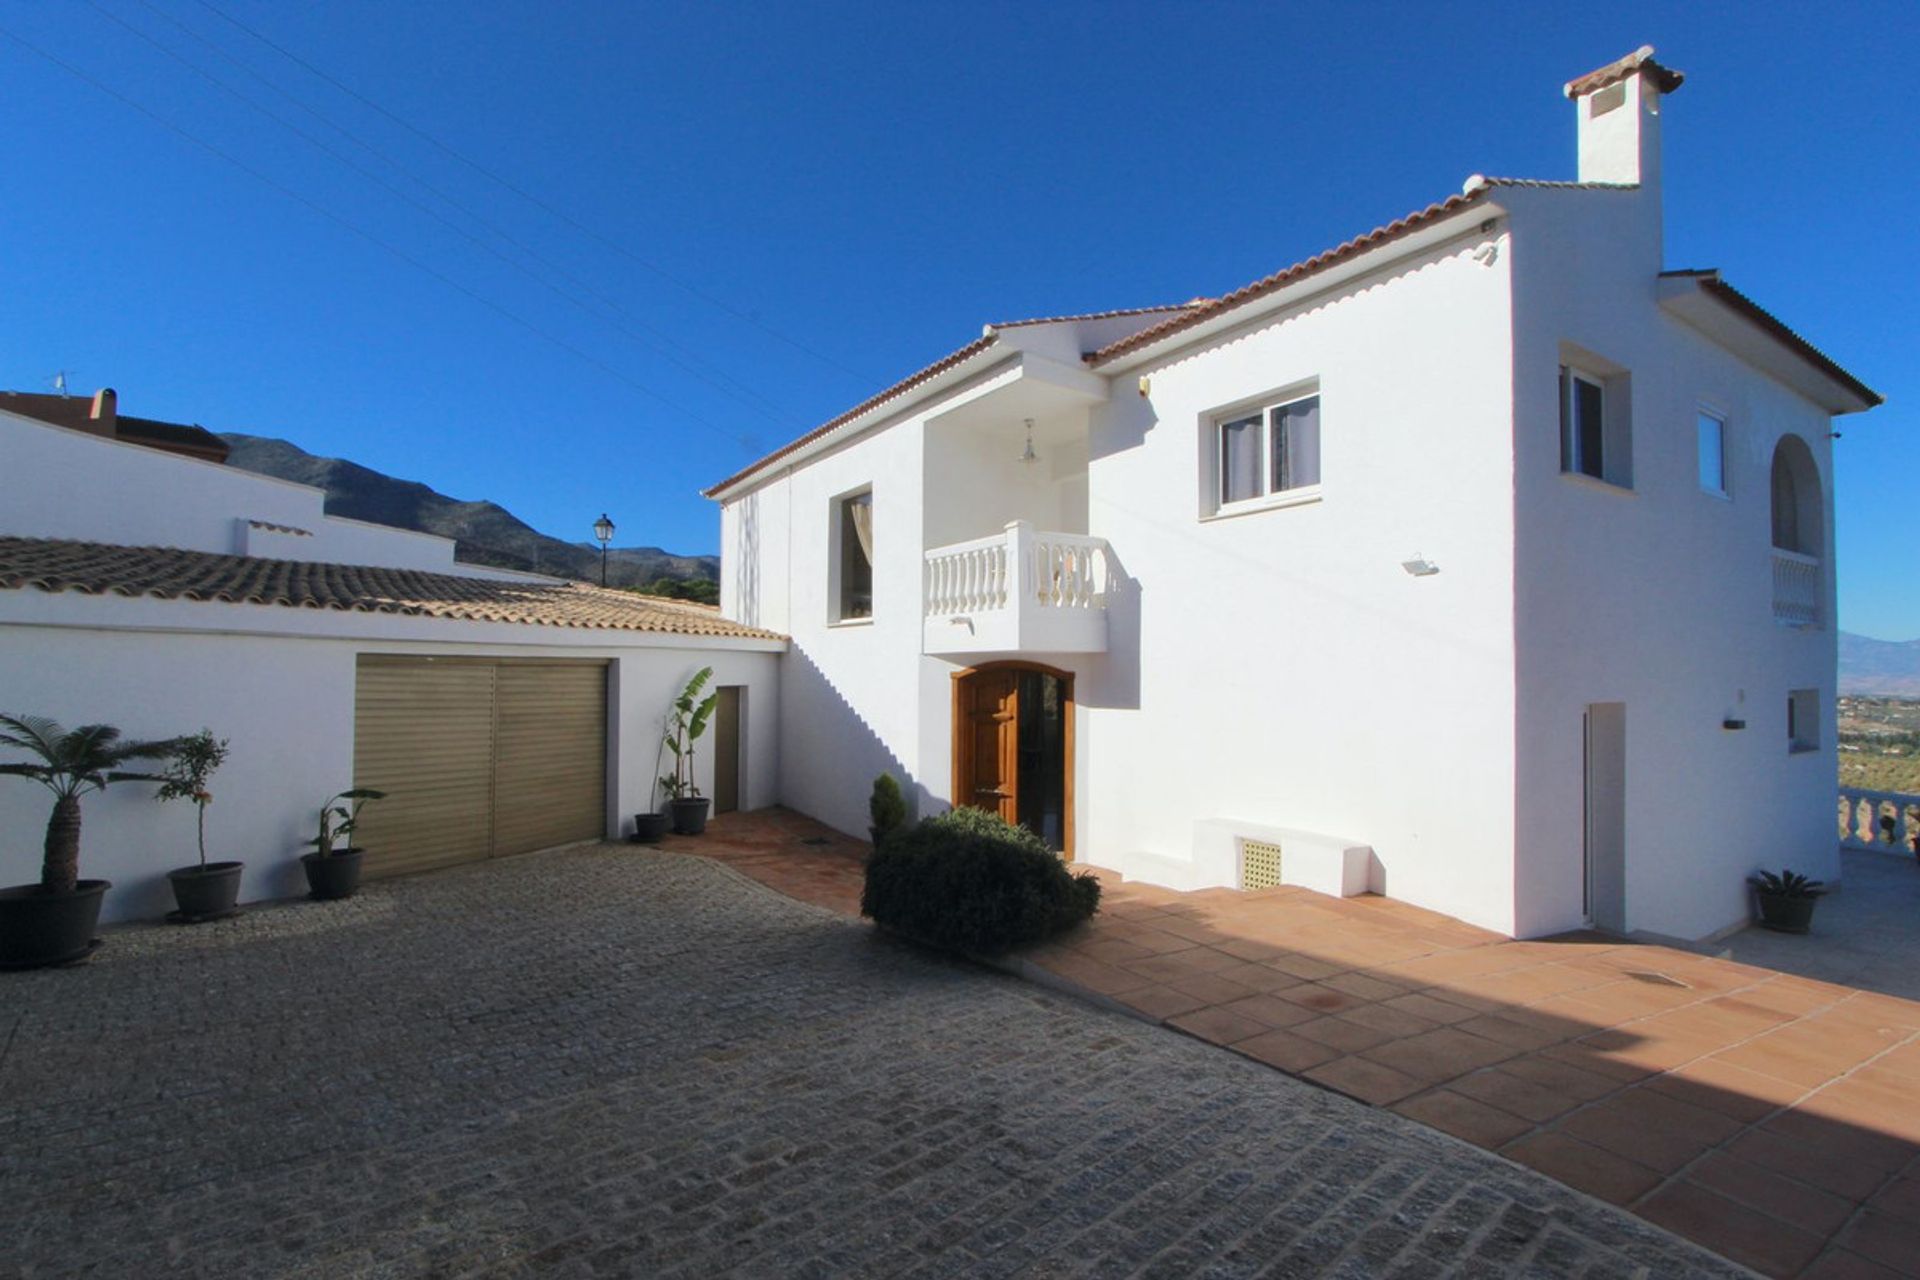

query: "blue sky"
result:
(3, 1), (1914, 636)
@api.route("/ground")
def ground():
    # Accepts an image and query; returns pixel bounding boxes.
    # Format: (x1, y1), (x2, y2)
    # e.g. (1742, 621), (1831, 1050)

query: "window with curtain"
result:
(837, 490), (873, 620)
(1212, 391), (1321, 513)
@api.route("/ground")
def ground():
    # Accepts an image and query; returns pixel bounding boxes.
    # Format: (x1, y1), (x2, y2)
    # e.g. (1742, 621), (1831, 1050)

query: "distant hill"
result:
(1840, 633), (1920, 698)
(219, 433), (717, 589)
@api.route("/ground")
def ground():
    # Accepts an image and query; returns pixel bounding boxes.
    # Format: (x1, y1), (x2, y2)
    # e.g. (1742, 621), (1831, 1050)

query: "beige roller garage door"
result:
(351, 655), (608, 878)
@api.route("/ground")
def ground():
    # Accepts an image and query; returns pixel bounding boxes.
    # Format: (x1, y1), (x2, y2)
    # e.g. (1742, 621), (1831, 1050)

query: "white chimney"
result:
(1564, 46), (1685, 189)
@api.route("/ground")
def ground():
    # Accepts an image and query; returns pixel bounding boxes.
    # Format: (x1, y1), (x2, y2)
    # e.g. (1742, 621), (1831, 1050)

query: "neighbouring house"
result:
(706, 49), (1881, 941)
(0, 398), (783, 922)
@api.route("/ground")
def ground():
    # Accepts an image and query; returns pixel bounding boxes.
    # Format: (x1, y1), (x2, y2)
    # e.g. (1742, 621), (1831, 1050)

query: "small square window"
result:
(1558, 359), (1632, 488)
(1698, 411), (1727, 496)
(1210, 390), (1320, 513)
(1788, 688), (1819, 753)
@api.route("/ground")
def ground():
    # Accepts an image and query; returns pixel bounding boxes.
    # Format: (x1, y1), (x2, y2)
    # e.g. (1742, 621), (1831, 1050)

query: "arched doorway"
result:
(952, 662), (1073, 858)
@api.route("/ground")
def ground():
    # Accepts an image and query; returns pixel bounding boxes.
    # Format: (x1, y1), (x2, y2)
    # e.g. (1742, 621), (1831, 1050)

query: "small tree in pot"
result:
(154, 729), (240, 922)
(1749, 868), (1826, 934)
(301, 788), (387, 900)
(0, 714), (176, 968)
(869, 773), (907, 850)
(659, 667), (718, 835)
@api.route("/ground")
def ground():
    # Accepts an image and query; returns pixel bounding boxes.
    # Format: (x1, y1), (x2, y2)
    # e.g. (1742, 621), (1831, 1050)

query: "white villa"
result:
(705, 48), (1881, 942)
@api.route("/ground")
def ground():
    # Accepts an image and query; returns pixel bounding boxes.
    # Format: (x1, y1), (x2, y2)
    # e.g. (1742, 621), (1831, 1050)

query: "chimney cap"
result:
(1563, 46), (1686, 99)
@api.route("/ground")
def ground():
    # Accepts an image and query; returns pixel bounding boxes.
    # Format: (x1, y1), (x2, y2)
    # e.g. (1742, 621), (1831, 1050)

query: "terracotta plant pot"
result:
(301, 849), (364, 901)
(669, 796), (711, 836)
(0, 880), (110, 968)
(631, 812), (670, 844)
(167, 862), (244, 921)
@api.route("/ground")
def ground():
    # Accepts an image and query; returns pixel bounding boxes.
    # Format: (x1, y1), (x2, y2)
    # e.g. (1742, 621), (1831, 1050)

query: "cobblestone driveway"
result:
(0, 847), (1748, 1278)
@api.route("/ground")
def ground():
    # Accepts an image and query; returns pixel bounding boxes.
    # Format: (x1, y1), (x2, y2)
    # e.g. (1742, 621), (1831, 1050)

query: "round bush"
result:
(860, 806), (1100, 955)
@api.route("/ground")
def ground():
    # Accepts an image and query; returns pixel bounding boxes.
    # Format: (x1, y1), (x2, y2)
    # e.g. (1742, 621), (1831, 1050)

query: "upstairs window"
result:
(832, 489), (873, 622)
(1697, 410), (1727, 496)
(1558, 356), (1632, 488)
(1212, 391), (1320, 514)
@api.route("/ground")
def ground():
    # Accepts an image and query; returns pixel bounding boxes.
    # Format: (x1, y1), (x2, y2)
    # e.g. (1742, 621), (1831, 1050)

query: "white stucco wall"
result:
(0, 590), (781, 922)
(1503, 184), (1840, 941)
(0, 410), (529, 579)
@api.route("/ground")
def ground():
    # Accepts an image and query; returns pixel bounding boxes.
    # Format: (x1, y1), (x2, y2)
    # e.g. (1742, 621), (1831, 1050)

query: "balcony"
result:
(1771, 548), (1822, 627)
(924, 521), (1111, 656)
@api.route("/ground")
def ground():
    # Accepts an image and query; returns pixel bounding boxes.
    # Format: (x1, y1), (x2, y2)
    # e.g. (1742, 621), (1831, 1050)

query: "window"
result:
(1788, 688), (1819, 753)
(1558, 357), (1632, 488)
(1697, 410), (1727, 496)
(832, 489), (873, 622)
(1212, 391), (1320, 513)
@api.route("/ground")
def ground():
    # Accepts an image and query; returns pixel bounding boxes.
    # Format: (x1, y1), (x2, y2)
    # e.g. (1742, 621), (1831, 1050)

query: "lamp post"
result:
(593, 513), (615, 587)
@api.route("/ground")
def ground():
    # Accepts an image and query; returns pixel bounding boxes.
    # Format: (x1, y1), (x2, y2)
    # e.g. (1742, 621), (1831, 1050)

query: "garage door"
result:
(351, 655), (608, 878)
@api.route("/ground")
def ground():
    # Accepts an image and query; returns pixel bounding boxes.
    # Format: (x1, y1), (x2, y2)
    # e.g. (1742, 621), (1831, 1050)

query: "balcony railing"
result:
(1839, 787), (1920, 854)
(923, 521), (1111, 655)
(1771, 548), (1821, 627)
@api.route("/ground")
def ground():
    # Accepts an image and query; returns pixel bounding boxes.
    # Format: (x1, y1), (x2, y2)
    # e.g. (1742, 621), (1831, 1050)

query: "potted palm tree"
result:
(0, 714), (177, 968)
(659, 666), (718, 835)
(300, 788), (387, 900)
(154, 729), (241, 921)
(1749, 868), (1826, 934)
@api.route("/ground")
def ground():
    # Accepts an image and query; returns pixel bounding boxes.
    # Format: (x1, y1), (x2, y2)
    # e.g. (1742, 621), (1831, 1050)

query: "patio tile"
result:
(1801, 1250), (1910, 1280)
(1715, 1024), (1893, 1088)
(1303, 1055), (1425, 1106)
(1211, 961), (1305, 993)
(1554, 1086), (1746, 1173)
(1360, 1026), (1516, 1083)
(1264, 952), (1347, 982)
(1447, 1066), (1584, 1124)
(1501, 1132), (1663, 1206)
(1727, 1126), (1904, 1202)
(1115, 985), (1213, 1021)
(1837, 1209), (1920, 1277)
(1687, 1149), (1861, 1238)
(1166, 1005), (1270, 1047)
(1498, 1052), (1628, 1101)
(1271, 982), (1368, 1015)
(1869, 1174), (1920, 1221)
(1339, 1001), (1441, 1040)
(1635, 1179), (1828, 1278)
(1644, 1056), (1810, 1123)
(1165, 972), (1261, 1005)
(1289, 1015), (1398, 1054)
(1378, 991), (1482, 1026)
(1123, 947), (1244, 984)
(1392, 1088), (1535, 1149)
(1232, 1029), (1341, 1074)
(1215, 993), (1318, 1030)
(1455, 1010), (1578, 1052)
(1319, 971), (1408, 1003)
(1040, 954), (1154, 997)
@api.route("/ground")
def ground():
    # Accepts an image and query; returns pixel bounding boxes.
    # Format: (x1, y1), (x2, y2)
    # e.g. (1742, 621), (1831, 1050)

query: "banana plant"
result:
(659, 666), (718, 801)
(307, 788), (388, 858)
(0, 713), (178, 894)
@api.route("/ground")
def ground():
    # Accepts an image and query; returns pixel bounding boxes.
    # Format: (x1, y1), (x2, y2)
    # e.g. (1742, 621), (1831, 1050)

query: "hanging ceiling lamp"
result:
(1019, 418), (1038, 464)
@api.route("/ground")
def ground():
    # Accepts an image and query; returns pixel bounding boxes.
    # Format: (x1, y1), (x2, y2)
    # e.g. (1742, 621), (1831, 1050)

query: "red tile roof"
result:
(1084, 190), (1492, 367)
(1564, 46), (1685, 98)
(1660, 270), (1882, 407)
(989, 302), (1202, 329)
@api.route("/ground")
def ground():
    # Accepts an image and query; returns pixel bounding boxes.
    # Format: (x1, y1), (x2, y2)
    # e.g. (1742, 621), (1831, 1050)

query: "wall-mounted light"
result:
(1019, 418), (1039, 464)
(1401, 555), (1440, 577)
(1138, 376), (1152, 398)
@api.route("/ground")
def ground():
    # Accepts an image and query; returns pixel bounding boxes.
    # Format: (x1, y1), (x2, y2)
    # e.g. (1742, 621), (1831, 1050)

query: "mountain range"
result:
(219, 434), (718, 589)
(1839, 633), (1920, 698)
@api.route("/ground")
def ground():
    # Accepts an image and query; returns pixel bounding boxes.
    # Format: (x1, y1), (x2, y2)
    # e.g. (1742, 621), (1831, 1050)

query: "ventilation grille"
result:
(1240, 839), (1283, 891)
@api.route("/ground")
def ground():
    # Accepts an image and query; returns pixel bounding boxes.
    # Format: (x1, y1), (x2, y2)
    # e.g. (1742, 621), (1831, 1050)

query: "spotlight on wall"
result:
(1401, 555), (1440, 577)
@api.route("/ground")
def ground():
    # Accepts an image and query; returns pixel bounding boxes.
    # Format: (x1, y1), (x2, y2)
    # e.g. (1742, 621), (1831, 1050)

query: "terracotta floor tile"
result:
(1165, 971), (1261, 1005)
(1233, 1028), (1341, 1074)
(1320, 971), (1408, 1003)
(1216, 993), (1318, 1030)
(1800, 1249), (1909, 1280)
(1635, 1179), (1827, 1277)
(1500, 1131), (1663, 1205)
(1037, 954), (1153, 997)
(1799, 1076), (1920, 1146)
(1717, 1026), (1891, 1090)
(1211, 960), (1304, 993)
(1123, 947), (1244, 984)
(1265, 952), (1347, 982)
(1361, 1026), (1516, 1082)
(1644, 1056), (1809, 1124)
(1379, 992), (1482, 1026)
(1761, 1108), (1920, 1178)
(1454, 1011), (1577, 1052)
(1576, 1026), (1722, 1075)
(1839, 1209), (1920, 1277)
(1392, 1088), (1535, 1149)
(1729, 1126), (1902, 1202)
(1303, 1054), (1425, 1105)
(1272, 982), (1369, 1015)
(1290, 1014), (1399, 1054)
(1166, 1005), (1270, 1047)
(1688, 1149), (1860, 1238)
(1077, 937), (1159, 967)
(1213, 937), (1290, 962)
(1555, 1086), (1747, 1173)
(1447, 1066), (1583, 1124)
(1115, 984), (1212, 1021)
(1537, 1040), (1660, 1085)
(1870, 1174), (1920, 1222)
(1339, 1001), (1440, 1039)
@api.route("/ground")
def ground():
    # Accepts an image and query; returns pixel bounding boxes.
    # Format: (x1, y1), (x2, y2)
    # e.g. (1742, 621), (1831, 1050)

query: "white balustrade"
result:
(1838, 787), (1920, 854)
(925, 522), (1110, 619)
(1772, 549), (1821, 627)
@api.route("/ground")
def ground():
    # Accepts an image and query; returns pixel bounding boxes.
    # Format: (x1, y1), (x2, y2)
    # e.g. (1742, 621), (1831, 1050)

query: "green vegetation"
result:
(862, 807), (1100, 955)
(1838, 696), (1920, 795)
(635, 576), (720, 605)
(868, 772), (908, 844)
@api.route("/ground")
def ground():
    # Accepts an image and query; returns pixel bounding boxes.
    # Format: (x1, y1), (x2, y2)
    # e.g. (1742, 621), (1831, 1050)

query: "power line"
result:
(0, 19), (759, 451)
(192, 0), (877, 384)
(96, 0), (800, 427)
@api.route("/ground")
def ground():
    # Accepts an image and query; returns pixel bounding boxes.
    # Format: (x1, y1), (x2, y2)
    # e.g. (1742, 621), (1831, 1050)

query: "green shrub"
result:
(868, 772), (908, 842)
(861, 806), (1100, 955)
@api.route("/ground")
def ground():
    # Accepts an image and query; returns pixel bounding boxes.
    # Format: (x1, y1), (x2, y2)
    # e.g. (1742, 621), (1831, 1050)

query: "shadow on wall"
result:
(1079, 542), (1141, 713)
(781, 645), (921, 837)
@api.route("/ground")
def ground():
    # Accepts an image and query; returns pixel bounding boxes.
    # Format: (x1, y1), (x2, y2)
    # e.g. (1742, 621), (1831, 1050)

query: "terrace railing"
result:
(1772, 549), (1822, 627)
(1838, 786), (1920, 854)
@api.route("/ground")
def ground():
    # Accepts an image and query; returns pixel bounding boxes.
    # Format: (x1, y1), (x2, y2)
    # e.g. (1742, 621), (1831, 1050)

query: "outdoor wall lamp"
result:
(593, 513), (616, 587)
(1401, 555), (1440, 577)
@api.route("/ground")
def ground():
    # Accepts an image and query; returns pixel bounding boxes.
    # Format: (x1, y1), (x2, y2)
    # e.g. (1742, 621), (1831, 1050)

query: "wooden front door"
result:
(958, 668), (1020, 825)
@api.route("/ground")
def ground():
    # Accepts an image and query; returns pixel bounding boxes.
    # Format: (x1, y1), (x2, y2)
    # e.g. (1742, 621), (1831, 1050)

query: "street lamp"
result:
(593, 513), (615, 587)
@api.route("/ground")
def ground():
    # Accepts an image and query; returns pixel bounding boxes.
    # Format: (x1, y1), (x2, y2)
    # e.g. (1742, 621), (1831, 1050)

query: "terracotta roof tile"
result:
(1659, 270), (1882, 407)
(0, 536), (784, 641)
(1564, 46), (1685, 98)
(702, 334), (997, 497)
(1084, 190), (1492, 367)
(989, 302), (1202, 329)
(1470, 176), (1638, 191)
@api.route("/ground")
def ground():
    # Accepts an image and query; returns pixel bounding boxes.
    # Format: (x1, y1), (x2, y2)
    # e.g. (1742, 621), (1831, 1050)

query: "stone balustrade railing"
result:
(925, 522), (1110, 618)
(1839, 786), (1920, 853)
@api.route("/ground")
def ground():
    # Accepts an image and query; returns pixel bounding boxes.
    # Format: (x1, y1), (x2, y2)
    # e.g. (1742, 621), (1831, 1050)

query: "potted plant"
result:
(0, 714), (176, 968)
(631, 793), (671, 845)
(659, 666), (718, 835)
(1749, 868), (1826, 934)
(869, 772), (907, 850)
(154, 729), (240, 922)
(300, 788), (387, 900)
